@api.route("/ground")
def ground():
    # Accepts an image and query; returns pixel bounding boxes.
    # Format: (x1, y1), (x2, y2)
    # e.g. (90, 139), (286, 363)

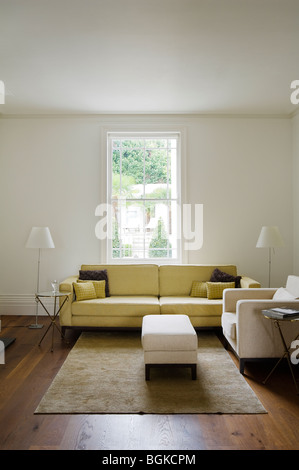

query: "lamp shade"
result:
(26, 227), (55, 249)
(256, 226), (284, 248)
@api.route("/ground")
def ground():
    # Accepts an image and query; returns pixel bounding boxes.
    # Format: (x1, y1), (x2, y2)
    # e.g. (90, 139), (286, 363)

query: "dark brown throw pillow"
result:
(79, 269), (110, 296)
(210, 268), (241, 288)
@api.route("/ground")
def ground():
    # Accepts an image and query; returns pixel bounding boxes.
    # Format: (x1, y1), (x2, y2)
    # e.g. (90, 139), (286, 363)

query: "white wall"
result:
(186, 116), (293, 286)
(0, 114), (293, 314)
(292, 112), (299, 274)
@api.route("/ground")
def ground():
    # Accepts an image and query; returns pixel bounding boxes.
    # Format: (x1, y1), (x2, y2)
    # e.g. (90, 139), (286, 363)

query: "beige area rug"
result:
(35, 331), (266, 414)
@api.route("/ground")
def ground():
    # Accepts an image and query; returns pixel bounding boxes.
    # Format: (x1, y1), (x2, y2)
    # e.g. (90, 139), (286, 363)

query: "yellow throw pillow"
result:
(78, 279), (106, 298)
(73, 281), (97, 301)
(190, 281), (207, 297)
(206, 281), (235, 299)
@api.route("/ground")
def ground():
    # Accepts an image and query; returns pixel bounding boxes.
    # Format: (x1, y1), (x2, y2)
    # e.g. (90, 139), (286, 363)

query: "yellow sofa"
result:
(59, 264), (260, 332)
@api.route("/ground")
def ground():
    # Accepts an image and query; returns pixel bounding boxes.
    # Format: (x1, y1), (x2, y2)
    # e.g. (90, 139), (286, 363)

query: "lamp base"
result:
(28, 323), (44, 329)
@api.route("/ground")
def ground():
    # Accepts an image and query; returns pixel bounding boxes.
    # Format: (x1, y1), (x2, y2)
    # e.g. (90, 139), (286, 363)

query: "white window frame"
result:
(106, 131), (183, 264)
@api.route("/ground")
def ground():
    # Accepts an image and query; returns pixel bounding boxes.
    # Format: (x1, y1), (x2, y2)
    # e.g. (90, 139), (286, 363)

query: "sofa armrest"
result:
(59, 275), (78, 294)
(59, 276), (78, 326)
(240, 276), (261, 288)
(236, 299), (299, 357)
(237, 298), (299, 318)
(223, 288), (277, 313)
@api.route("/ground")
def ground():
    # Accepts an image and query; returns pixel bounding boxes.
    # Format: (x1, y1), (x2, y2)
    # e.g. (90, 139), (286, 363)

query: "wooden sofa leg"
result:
(145, 364), (150, 381)
(239, 359), (245, 375)
(223, 337), (229, 350)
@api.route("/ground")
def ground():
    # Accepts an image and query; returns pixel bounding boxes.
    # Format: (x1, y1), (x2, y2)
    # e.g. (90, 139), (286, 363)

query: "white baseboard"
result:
(0, 294), (55, 316)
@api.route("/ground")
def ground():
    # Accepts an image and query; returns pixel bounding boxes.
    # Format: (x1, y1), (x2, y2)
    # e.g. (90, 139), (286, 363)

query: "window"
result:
(107, 132), (181, 263)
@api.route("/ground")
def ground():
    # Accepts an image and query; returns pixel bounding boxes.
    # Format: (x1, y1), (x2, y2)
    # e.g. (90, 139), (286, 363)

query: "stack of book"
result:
(262, 307), (299, 320)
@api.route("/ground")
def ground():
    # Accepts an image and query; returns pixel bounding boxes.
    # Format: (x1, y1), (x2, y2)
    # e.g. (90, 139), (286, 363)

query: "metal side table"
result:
(261, 309), (299, 394)
(35, 291), (70, 352)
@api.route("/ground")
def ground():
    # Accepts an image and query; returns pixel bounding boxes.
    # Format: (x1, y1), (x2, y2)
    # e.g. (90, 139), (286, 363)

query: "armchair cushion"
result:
(222, 312), (236, 340)
(286, 275), (299, 297)
(272, 287), (299, 300)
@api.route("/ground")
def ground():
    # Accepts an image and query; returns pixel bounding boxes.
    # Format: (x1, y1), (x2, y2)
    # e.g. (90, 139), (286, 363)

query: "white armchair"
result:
(222, 275), (299, 374)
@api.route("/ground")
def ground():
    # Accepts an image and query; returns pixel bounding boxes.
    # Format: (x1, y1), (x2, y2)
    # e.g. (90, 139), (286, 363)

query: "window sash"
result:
(107, 132), (181, 263)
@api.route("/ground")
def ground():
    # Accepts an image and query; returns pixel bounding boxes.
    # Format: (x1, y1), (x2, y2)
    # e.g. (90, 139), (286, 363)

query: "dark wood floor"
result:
(1, 315), (299, 451)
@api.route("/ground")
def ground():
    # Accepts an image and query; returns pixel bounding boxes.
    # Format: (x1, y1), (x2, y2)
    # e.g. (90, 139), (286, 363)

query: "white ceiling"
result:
(1, 0), (299, 116)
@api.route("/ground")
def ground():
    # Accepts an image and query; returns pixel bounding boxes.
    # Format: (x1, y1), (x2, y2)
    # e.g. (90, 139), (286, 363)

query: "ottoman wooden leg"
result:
(145, 363), (197, 381)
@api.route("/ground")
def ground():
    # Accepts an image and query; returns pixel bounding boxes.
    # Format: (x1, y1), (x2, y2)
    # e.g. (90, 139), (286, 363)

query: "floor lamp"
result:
(26, 227), (55, 329)
(256, 226), (284, 287)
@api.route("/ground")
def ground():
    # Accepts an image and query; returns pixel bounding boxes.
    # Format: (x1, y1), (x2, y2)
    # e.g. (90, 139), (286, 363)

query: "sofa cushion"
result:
(206, 281), (235, 299)
(159, 296), (223, 316)
(80, 264), (159, 296)
(71, 295), (160, 317)
(79, 269), (110, 296)
(210, 268), (241, 288)
(159, 264), (237, 296)
(73, 281), (97, 301)
(78, 279), (106, 298)
(190, 281), (207, 297)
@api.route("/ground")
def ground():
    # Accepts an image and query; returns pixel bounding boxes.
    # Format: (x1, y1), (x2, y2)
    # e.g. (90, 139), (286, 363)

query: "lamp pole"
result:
(268, 247), (272, 288)
(26, 227), (55, 329)
(29, 248), (43, 329)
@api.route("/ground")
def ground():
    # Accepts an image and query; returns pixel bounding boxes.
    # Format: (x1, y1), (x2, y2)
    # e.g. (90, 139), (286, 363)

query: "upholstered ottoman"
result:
(141, 314), (198, 380)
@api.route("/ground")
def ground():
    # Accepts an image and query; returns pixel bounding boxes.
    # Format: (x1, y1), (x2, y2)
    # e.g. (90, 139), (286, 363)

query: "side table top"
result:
(262, 308), (299, 321)
(36, 291), (71, 298)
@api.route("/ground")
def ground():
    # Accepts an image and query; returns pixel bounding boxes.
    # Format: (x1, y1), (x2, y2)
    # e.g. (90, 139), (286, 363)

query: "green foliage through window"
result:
(108, 134), (179, 261)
